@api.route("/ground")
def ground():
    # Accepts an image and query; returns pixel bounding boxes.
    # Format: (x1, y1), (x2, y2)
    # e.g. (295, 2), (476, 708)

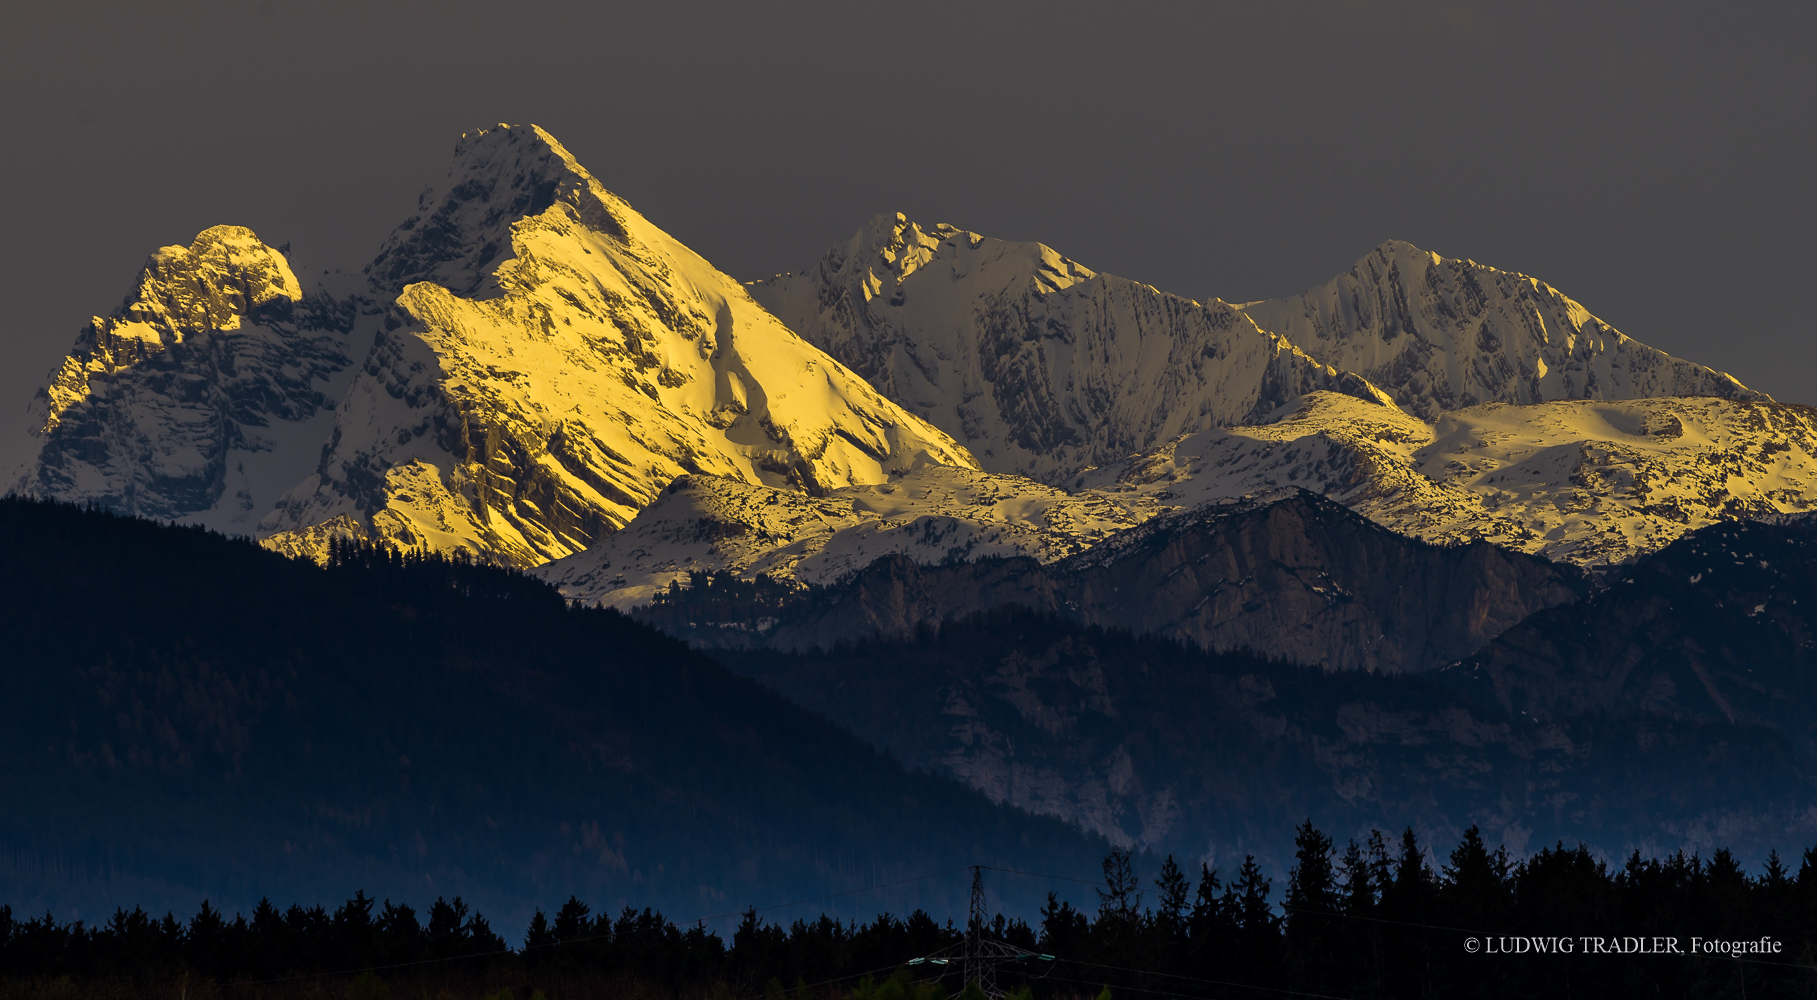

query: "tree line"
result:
(7, 822), (1817, 998)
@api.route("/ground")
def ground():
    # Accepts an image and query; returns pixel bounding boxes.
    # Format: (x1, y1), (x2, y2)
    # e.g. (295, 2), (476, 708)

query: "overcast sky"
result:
(2, 1), (1811, 413)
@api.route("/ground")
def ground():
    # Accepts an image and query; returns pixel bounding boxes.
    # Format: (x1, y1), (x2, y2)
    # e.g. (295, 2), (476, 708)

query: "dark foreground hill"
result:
(0, 498), (1107, 926)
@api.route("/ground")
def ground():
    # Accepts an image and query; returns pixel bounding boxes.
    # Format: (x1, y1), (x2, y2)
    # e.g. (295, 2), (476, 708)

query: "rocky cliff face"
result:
(1058, 491), (1587, 672)
(748, 213), (1394, 485)
(251, 126), (975, 567)
(6, 226), (365, 531)
(1236, 240), (1766, 421)
(643, 489), (1587, 673)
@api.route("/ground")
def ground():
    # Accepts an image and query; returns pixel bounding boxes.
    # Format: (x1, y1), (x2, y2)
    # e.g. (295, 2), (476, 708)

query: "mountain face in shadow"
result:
(1447, 520), (1817, 754)
(641, 489), (1587, 674)
(719, 609), (1816, 872)
(0, 498), (1105, 926)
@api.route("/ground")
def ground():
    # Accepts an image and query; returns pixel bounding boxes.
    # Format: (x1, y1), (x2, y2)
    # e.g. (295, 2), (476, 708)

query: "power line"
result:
(1051, 956), (1362, 999)
(982, 865), (1109, 889)
(1039, 969), (1361, 1000)
(733, 960), (914, 1000)
(690, 866), (978, 926)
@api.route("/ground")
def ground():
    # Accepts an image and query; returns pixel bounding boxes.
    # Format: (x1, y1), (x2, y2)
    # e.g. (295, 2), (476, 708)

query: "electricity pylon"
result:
(906, 866), (1054, 999)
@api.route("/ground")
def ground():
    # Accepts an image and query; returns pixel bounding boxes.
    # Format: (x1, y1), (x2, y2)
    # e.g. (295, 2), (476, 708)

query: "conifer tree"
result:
(1231, 855), (1281, 984)
(1096, 847), (1141, 922)
(1152, 855), (1190, 944)
(524, 909), (556, 951)
(1440, 824), (1510, 929)
(1283, 820), (1338, 990)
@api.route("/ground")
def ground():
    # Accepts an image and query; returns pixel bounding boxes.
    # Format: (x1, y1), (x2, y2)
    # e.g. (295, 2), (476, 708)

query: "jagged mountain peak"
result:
(7, 225), (364, 524)
(35, 225), (310, 430)
(750, 218), (1391, 485)
(807, 212), (1097, 296)
(1236, 239), (1765, 421)
(11, 126), (973, 566)
(365, 123), (633, 297)
(260, 126), (976, 567)
(130, 224), (306, 320)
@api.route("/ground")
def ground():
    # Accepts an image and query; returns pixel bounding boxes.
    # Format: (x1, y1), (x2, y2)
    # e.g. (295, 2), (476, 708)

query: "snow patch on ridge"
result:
(1086, 392), (1817, 567)
(539, 464), (1160, 609)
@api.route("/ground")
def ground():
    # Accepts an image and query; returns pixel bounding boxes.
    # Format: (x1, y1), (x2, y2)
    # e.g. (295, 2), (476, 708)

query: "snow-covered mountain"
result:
(1083, 391), (1817, 567)
(257, 127), (973, 567)
(549, 387), (1817, 613)
(1235, 240), (1765, 420)
(8, 127), (972, 569)
(748, 221), (1765, 489)
(747, 213), (1394, 485)
(9, 129), (1804, 591)
(3, 226), (368, 532)
(541, 464), (1158, 608)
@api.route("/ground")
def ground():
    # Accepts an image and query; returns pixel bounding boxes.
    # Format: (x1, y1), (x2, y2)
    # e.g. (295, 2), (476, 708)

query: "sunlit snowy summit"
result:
(6, 124), (1809, 593)
(550, 216), (1808, 605)
(748, 212), (1396, 486)
(2, 225), (364, 532)
(257, 125), (972, 566)
(7, 125), (973, 568)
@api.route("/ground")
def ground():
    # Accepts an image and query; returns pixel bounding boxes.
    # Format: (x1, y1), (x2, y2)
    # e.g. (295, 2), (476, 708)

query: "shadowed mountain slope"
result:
(719, 609), (1815, 870)
(1446, 520), (1817, 756)
(636, 489), (1586, 674)
(748, 213), (1393, 485)
(0, 498), (1104, 926)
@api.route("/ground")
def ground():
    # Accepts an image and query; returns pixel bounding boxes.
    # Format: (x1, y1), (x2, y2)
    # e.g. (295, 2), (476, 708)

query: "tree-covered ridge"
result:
(721, 607), (1817, 870)
(6, 826), (1817, 999)
(0, 497), (1107, 926)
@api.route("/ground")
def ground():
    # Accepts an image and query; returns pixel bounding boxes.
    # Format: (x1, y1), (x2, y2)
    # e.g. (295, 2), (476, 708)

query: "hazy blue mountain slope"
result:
(720, 611), (1815, 873)
(1447, 520), (1817, 755)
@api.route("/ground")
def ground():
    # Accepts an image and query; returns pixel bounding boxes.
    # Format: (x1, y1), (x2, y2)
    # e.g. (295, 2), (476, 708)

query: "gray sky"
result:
(2, 1), (1811, 413)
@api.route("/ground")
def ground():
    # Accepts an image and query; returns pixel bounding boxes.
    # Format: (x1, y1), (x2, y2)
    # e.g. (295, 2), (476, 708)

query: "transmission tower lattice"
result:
(907, 866), (1054, 1000)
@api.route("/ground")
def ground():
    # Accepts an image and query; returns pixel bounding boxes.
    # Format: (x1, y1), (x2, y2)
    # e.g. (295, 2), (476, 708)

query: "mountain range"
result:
(6, 122), (1816, 914)
(8, 123), (1792, 588)
(7, 126), (969, 568)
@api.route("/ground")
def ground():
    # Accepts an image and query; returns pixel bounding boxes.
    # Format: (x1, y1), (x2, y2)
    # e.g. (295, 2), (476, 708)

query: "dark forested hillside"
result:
(720, 610), (1817, 873)
(1449, 520), (1817, 754)
(0, 499), (1107, 927)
